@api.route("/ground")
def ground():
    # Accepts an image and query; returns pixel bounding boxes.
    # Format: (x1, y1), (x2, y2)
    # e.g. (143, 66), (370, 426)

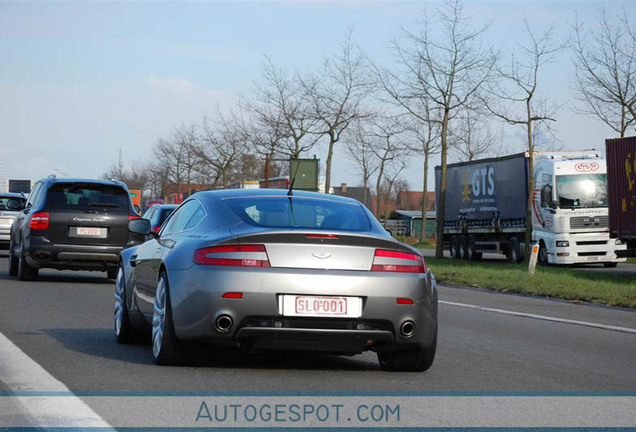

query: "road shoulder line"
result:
(0, 329), (113, 428)
(440, 300), (636, 334)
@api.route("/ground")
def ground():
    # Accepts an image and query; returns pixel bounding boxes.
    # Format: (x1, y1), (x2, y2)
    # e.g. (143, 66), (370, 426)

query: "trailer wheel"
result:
(467, 235), (482, 261)
(450, 236), (460, 259)
(458, 236), (468, 260)
(508, 237), (521, 263)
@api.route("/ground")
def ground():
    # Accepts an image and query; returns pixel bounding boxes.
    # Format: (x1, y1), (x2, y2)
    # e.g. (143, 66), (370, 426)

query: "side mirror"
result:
(128, 218), (151, 235)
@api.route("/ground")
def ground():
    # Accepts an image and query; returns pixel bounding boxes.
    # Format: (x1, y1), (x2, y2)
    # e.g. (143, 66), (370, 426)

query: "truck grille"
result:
(570, 216), (608, 229)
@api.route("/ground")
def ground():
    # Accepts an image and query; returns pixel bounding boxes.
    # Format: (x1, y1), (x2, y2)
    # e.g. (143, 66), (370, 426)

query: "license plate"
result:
(587, 256), (599, 262)
(74, 226), (107, 238)
(0, 218), (12, 226)
(281, 295), (362, 318)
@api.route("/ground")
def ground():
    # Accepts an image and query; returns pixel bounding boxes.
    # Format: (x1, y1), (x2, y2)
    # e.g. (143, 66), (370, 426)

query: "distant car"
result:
(0, 193), (27, 249)
(9, 176), (145, 281)
(142, 204), (178, 233)
(115, 189), (438, 371)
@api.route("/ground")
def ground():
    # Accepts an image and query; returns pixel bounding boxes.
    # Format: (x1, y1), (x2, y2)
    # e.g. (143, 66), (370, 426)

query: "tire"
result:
(8, 239), (18, 277)
(458, 236), (467, 260)
(450, 236), (459, 259)
(508, 237), (521, 264)
(114, 263), (142, 344)
(152, 272), (183, 365)
(538, 242), (549, 266)
(17, 247), (38, 281)
(378, 326), (437, 372)
(467, 235), (481, 261)
(603, 262), (618, 268)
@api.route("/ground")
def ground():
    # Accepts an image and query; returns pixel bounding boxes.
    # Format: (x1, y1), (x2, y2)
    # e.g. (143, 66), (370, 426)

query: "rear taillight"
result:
(29, 212), (50, 230)
(129, 215), (141, 220)
(371, 249), (426, 273)
(194, 244), (270, 267)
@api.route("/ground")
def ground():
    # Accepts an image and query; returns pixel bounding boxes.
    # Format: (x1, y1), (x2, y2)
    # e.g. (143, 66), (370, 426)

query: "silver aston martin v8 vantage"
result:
(115, 188), (438, 371)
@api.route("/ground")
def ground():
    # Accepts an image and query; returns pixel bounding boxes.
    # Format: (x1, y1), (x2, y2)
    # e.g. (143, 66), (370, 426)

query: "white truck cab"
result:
(532, 150), (626, 266)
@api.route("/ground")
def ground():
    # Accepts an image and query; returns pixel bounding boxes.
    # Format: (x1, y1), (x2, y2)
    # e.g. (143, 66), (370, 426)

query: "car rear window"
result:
(0, 196), (26, 211)
(46, 184), (131, 214)
(159, 207), (176, 225)
(222, 196), (372, 231)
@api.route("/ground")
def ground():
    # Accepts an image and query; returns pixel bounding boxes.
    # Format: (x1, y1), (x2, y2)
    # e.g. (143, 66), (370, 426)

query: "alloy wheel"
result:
(114, 266), (125, 337)
(152, 276), (167, 359)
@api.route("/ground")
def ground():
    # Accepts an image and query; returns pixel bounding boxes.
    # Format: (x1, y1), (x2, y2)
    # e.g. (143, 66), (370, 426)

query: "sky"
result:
(0, 0), (634, 193)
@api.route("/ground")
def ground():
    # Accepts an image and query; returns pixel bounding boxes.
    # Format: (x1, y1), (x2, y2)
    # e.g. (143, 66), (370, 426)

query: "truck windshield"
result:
(555, 174), (608, 209)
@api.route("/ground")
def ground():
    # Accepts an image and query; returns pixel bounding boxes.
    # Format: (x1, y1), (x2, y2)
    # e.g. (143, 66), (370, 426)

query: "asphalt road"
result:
(0, 253), (635, 395)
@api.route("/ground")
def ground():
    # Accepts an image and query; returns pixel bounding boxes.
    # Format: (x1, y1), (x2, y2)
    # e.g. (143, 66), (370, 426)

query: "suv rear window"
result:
(0, 196), (26, 211)
(222, 196), (372, 231)
(46, 184), (131, 214)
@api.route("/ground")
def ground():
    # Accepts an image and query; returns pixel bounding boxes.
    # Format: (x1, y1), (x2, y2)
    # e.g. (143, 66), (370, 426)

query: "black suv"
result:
(9, 176), (144, 281)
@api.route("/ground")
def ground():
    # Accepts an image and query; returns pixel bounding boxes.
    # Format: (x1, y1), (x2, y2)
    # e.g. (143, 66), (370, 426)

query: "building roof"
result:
(391, 210), (436, 219)
(331, 185), (373, 210)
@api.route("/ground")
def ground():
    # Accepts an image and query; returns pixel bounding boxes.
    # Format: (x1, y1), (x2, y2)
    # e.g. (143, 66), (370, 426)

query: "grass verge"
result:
(425, 257), (636, 309)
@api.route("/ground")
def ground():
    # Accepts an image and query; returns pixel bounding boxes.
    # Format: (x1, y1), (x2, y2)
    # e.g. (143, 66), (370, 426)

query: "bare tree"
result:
(152, 124), (200, 201)
(193, 112), (249, 188)
(343, 118), (381, 207)
(251, 58), (321, 160)
(241, 97), (289, 185)
(483, 19), (564, 257)
(572, 8), (636, 136)
(367, 115), (409, 218)
(101, 160), (151, 193)
(302, 30), (373, 193)
(449, 108), (497, 162)
(392, 0), (496, 257)
(401, 113), (441, 241)
(379, 164), (407, 221)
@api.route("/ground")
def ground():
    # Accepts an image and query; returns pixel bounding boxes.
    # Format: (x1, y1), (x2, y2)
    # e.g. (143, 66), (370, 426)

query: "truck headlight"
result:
(556, 241), (569, 247)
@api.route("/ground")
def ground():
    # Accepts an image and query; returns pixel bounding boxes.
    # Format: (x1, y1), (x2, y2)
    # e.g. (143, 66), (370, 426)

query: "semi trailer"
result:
(606, 136), (636, 257)
(435, 150), (625, 266)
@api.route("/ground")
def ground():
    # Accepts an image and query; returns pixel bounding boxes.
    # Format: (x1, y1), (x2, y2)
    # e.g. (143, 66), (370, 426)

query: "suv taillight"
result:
(30, 212), (50, 230)
(194, 245), (271, 267)
(371, 249), (426, 273)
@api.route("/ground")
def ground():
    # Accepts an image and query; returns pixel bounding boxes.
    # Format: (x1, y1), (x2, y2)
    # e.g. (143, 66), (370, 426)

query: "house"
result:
(389, 210), (437, 238)
(331, 183), (374, 211)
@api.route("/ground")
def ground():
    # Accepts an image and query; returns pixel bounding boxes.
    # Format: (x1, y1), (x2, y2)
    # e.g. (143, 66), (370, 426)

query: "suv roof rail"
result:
(47, 173), (57, 179)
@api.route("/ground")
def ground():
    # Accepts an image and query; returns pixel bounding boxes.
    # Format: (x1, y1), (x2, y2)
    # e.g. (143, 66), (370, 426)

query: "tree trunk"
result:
(435, 110), (449, 258)
(524, 104), (534, 259)
(324, 132), (335, 194)
(419, 154), (429, 242)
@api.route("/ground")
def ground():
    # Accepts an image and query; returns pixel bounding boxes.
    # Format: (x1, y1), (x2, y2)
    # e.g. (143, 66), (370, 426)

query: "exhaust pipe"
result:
(215, 315), (233, 333)
(400, 321), (416, 338)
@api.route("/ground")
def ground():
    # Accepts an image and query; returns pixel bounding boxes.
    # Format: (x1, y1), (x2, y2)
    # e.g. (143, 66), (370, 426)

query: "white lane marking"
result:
(0, 330), (114, 428)
(440, 300), (636, 335)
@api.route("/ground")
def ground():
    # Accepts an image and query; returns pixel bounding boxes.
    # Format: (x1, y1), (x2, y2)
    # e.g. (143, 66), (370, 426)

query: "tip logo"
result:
(575, 162), (599, 172)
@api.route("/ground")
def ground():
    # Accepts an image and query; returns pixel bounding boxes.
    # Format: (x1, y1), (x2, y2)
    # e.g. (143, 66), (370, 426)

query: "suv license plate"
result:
(281, 295), (362, 318)
(74, 227), (107, 238)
